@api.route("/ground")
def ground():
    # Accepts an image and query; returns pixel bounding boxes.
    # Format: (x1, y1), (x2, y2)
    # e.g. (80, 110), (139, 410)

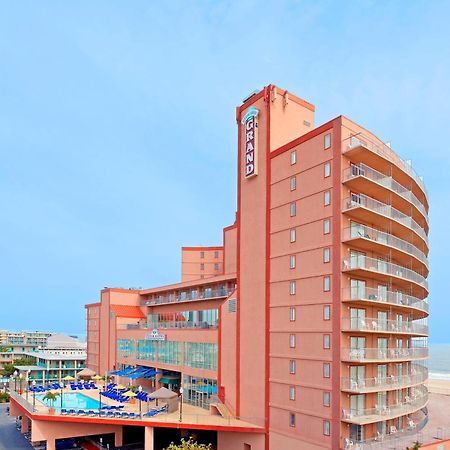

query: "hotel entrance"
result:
(183, 375), (217, 409)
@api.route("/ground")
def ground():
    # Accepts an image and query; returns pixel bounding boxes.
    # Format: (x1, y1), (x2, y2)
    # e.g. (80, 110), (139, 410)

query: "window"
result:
(290, 150), (297, 165)
(323, 247), (330, 263)
(290, 176), (296, 191)
(214, 250), (219, 258)
(324, 219), (330, 234)
(214, 263), (219, 271)
(289, 334), (296, 348)
(290, 228), (296, 243)
(290, 202), (296, 217)
(323, 391), (330, 407)
(324, 190), (331, 206)
(323, 420), (331, 436)
(323, 363), (330, 378)
(200, 263), (205, 270)
(290, 307), (296, 322)
(289, 413), (296, 427)
(290, 255), (296, 269)
(289, 386), (296, 400)
(184, 342), (218, 370)
(324, 162), (331, 177)
(324, 133), (331, 149)
(289, 359), (296, 374)
(323, 334), (330, 349)
(290, 281), (296, 295)
(200, 251), (205, 259)
(324, 276), (331, 292)
(323, 305), (331, 321)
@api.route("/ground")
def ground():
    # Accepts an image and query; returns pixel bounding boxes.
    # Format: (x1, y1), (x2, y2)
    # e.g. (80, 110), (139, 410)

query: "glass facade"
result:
(136, 340), (156, 361)
(117, 339), (135, 358)
(157, 341), (181, 365)
(183, 375), (217, 409)
(184, 342), (218, 371)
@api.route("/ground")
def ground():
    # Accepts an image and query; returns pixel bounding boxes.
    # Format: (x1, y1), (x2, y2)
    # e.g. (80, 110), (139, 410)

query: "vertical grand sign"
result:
(242, 107), (259, 178)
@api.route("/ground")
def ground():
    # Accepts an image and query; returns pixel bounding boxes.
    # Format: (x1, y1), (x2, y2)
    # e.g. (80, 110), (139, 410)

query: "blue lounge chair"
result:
(106, 411), (114, 418)
(61, 409), (68, 415)
(68, 409), (76, 415)
(128, 412), (137, 419)
(77, 410), (86, 415)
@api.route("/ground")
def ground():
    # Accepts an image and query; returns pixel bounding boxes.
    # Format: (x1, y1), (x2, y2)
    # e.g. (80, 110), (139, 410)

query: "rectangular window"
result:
(324, 191), (331, 206)
(290, 228), (296, 243)
(289, 359), (296, 374)
(323, 363), (330, 378)
(290, 255), (296, 269)
(323, 420), (331, 436)
(200, 263), (204, 270)
(290, 150), (297, 165)
(290, 307), (296, 322)
(290, 176), (296, 191)
(323, 247), (330, 263)
(324, 219), (330, 234)
(290, 202), (296, 217)
(200, 251), (205, 259)
(323, 334), (331, 349)
(324, 276), (331, 292)
(289, 386), (296, 400)
(323, 305), (331, 321)
(324, 161), (331, 177)
(289, 412), (296, 427)
(214, 263), (219, 271)
(290, 281), (296, 295)
(323, 391), (330, 407)
(324, 133), (331, 149)
(289, 334), (296, 348)
(184, 342), (218, 370)
(214, 250), (219, 258)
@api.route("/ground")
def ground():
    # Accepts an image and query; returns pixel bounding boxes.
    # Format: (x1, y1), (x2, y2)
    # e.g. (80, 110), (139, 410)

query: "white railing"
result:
(341, 365), (428, 392)
(141, 288), (234, 306)
(119, 321), (218, 330)
(343, 224), (428, 268)
(343, 194), (428, 244)
(345, 134), (427, 196)
(344, 163), (428, 221)
(341, 317), (428, 335)
(342, 255), (428, 289)
(342, 347), (428, 362)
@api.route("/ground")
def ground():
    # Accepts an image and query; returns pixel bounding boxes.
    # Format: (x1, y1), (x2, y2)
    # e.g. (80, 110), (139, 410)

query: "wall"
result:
(181, 247), (224, 282)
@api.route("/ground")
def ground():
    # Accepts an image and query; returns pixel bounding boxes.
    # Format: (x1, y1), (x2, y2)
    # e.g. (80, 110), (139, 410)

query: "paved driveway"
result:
(0, 403), (34, 450)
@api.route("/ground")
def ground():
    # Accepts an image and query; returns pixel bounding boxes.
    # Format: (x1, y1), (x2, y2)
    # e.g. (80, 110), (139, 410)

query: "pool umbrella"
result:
(91, 375), (103, 381)
(122, 390), (137, 398)
(63, 375), (75, 381)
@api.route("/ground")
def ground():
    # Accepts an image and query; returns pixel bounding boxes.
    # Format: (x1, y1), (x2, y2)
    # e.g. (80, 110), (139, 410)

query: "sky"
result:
(0, 1), (449, 342)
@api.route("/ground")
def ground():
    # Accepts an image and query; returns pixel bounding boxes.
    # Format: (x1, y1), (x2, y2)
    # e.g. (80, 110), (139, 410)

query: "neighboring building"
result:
(10, 84), (429, 450)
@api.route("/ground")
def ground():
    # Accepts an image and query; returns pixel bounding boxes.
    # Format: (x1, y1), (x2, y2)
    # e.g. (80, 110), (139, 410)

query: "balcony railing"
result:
(342, 387), (428, 424)
(343, 194), (428, 244)
(343, 286), (428, 314)
(342, 347), (428, 362)
(342, 255), (428, 290)
(345, 134), (427, 196)
(343, 224), (428, 268)
(344, 163), (428, 221)
(120, 321), (218, 330)
(341, 365), (428, 393)
(342, 317), (428, 335)
(141, 288), (235, 306)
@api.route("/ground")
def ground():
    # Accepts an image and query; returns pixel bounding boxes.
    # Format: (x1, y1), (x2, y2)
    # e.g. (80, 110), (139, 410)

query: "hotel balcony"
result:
(342, 255), (428, 298)
(119, 320), (218, 330)
(342, 194), (428, 249)
(343, 134), (428, 203)
(341, 317), (428, 337)
(141, 287), (234, 306)
(341, 347), (428, 363)
(342, 386), (428, 425)
(342, 287), (428, 317)
(343, 224), (428, 274)
(341, 365), (428, 393)
(343, 163), (428, 227)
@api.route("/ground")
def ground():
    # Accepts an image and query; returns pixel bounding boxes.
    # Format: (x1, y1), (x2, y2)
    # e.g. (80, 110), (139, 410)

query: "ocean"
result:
(429, 344), (450, 380)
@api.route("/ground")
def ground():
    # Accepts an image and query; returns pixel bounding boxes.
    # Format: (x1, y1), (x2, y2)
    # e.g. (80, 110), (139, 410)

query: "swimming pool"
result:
(36, 392), (101, 410)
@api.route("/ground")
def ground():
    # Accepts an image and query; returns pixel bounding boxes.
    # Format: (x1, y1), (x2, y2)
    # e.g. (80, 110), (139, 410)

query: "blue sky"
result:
(0, 1), (449, 342)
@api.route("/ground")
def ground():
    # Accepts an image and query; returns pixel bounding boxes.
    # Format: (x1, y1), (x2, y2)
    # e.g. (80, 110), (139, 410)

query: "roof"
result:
(110, 305), (146, 319)
(13, 365), (42, 371)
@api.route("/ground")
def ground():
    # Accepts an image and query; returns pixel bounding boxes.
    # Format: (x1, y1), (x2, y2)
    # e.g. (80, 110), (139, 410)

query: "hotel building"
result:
(10, 85), (430, 450)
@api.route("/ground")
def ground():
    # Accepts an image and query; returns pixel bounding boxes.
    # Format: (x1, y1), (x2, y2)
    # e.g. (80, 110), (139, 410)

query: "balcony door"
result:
(350, 221), (365, 239)
(377, 338), (388, 359)
(350, 366), (366, 389)
(350, 337), (366, 360)
(350, 250), (366, 269)
(377, 391), (387, 410)
(350, 394), (365, 415)
(377, 420), (387, 437)
(351, 279), (366, 300)
(377, 311), (388, 331)
(377, 284), (388, 302)
(350, 424), (364, 443)
(350, 308), (366, 330)
(377, 364), (388, 384)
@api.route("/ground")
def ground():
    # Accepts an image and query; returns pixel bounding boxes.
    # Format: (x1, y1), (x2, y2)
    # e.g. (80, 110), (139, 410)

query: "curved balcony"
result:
(141, 287), (234, 306)
(343, 224), (428, 274)
(342, 347), (428, 363)
(343, 287), (428, 318)
(341, 365), (428, 393)
(342, 255), (428, 297)
(342, 386), (428, 425)
(342, 317), (428, 337)
(343, 163), (428, 226)
(343, 134), (427, 201)
(343, 194), (428, 249)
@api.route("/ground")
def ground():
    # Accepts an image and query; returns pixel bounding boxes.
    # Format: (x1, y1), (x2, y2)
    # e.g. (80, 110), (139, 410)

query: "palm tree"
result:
(42, 391), (59, 409)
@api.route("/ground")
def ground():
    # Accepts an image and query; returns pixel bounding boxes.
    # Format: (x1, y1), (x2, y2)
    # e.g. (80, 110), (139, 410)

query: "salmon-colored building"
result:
(10, 85), (430, 450)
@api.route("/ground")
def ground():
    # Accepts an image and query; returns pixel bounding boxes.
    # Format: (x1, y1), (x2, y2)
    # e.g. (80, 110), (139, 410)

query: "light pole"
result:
(26, 370), (30, 401)
(19, 373), (23, 395)
(138, 385), (142, 418)
(32, 380), (36, 411)
(13, 370), (18, 391)
(99, 387), (102, 414)
(60, 383), (64, 409)
(179, 387), (183, 422)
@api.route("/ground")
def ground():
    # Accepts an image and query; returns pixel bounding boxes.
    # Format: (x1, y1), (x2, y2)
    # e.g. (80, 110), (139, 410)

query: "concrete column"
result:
(144, 427), (154, 450)
(114, 427), (123, 447)
(21, 415), (30, 433)
(46, 439), (55, 450)
(155, 368), (162, 389)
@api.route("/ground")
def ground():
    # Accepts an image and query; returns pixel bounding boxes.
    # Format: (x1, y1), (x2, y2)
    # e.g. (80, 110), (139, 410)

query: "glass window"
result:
(214, 263), (219, 271)
(323, 305), (331, 321)
(157, 341), (181, 365)
(323, 420), (331, 435)
(290, 150), (297, 165)
(200, 263), (204, 270)
(136, 340), (156, 361)
(289, 413), (296, 427)
(290, 281), (296, 295)
(289, 360), (296, 374)
(290, 228), (296, 243)
(184, 342), (218, 371)
(324, 334), (331, 349)
(323, 247), (330, 263)
(290, 255), (296, 269)
(323, 363), (330, 378)
(324, 133), (331, 149)
(290, 176), (296, 191)
(214, 250), (219, 258)
(323, 391), (330, 407)
(324, 162), (331, 177)
(290, 202), (296, 217)
(289, 334), (296, 348)
(200, 251), (205, 259)
(324, 276), (331, 292)
(324, 219), (330, 234)
(289, 386), (296, 400)
(324, 191), (331, 206)
(290, 307), (296, 322)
